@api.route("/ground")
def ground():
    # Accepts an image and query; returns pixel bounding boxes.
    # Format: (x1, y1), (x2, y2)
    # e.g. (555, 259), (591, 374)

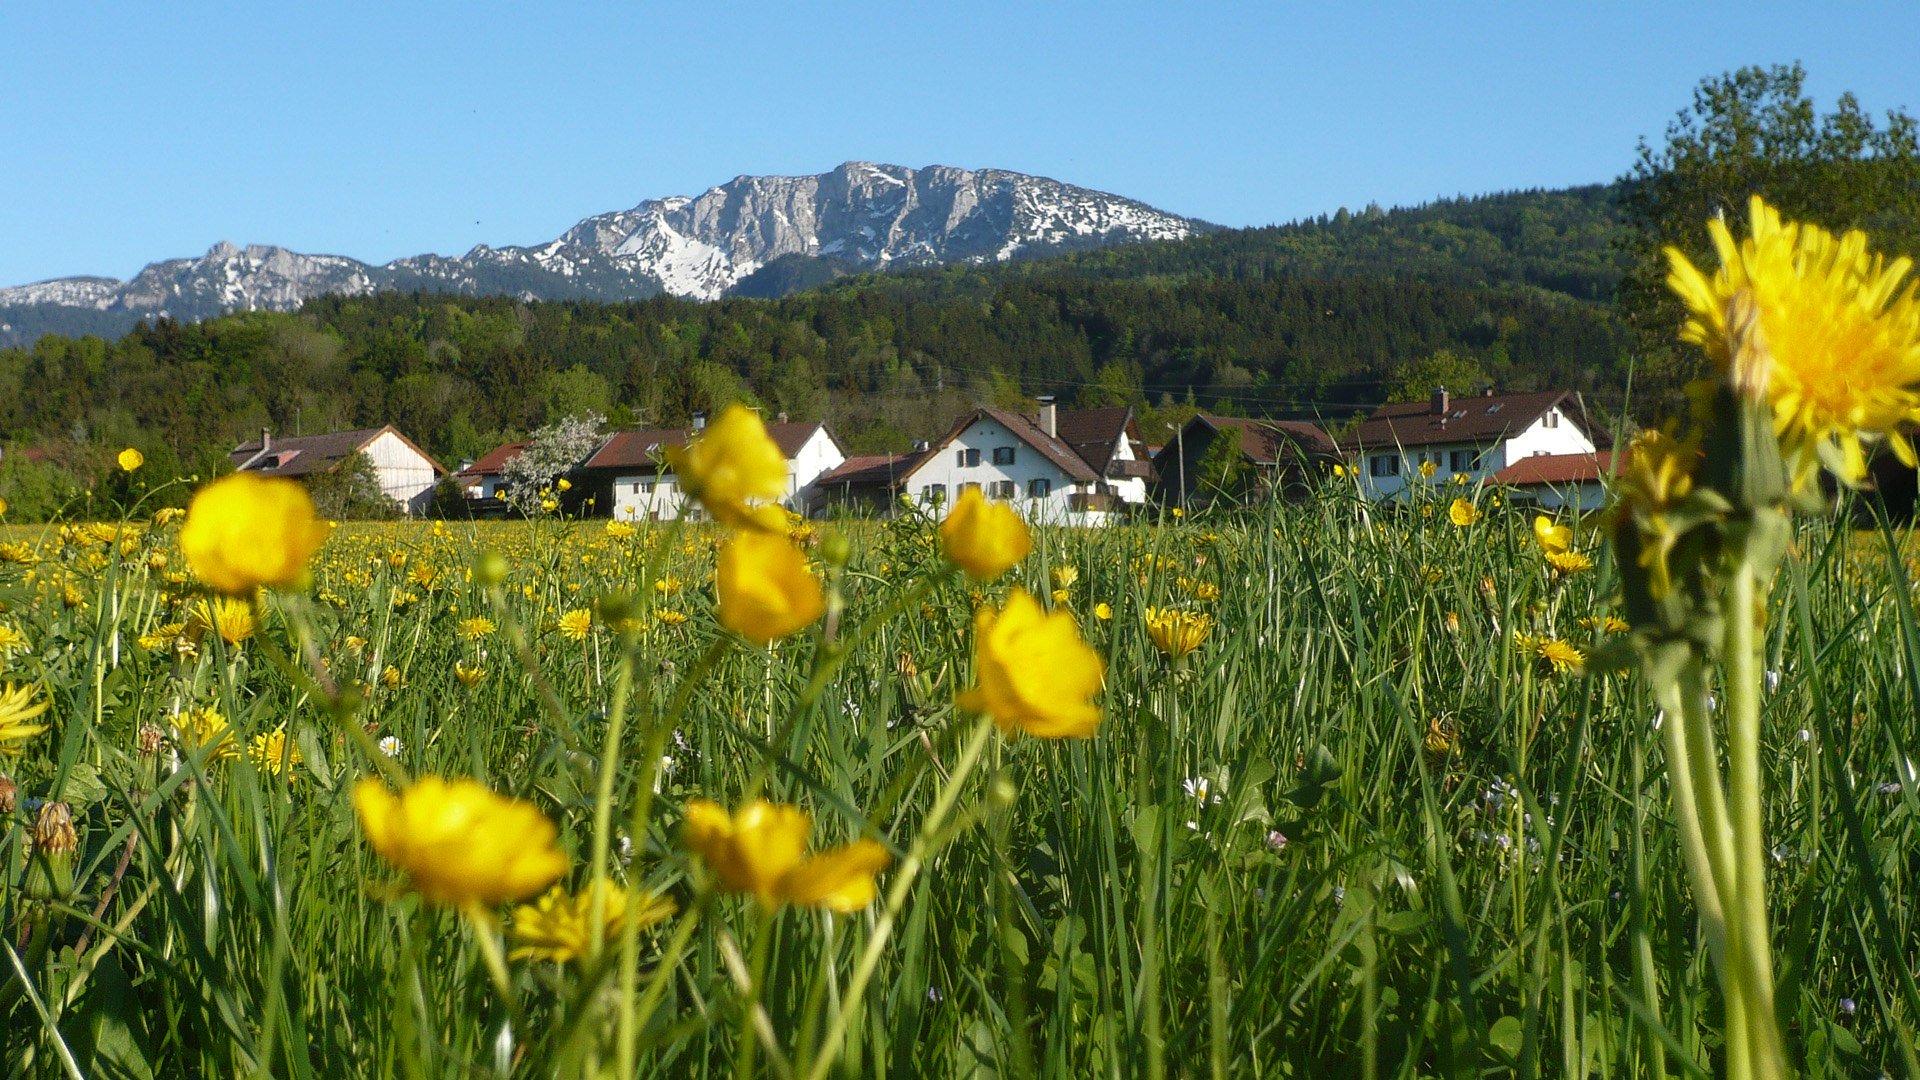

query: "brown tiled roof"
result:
(230, 426), (444, 478)
(1342, 390), (1598, 451)
(1192, 415), (1339, 462)
(458, 441), (529, 479)
(976, 408), (1102, 483)
(1053, 406), (1135, 473)
(820, 453), (926, 488)
(584, 419), (835, 472)
(1493, 450), (1617, 487)
(584, 428), (688, 472)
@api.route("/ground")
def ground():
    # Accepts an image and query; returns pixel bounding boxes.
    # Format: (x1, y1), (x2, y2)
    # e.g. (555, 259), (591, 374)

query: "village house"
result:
(580, 414), (845, 521)
(1153, 414), (1341, 509)
(230, 426), (445, 515)
(1490, 449), (1618, 511)
(1342, 388), (1607, 502)
(860, 401), (1151, 525)
(454, 441), (528, 500)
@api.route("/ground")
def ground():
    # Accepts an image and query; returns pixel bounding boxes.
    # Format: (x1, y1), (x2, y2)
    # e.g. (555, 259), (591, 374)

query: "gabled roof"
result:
(458, 441), (529, 481)
(910, 408), (1101, 484)
(820, 452), (927, 488)
(583, 419), (837, 473)
(231, 426), (445, 478)
(1170, 415), (1339, 465)
(1343, 390), (1600, 452)
(1493, 450), (1617, 487)
(1053, 406), (1136, 474)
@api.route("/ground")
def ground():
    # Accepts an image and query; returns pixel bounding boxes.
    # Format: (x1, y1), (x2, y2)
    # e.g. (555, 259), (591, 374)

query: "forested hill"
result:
(0, 184), (1640, 507)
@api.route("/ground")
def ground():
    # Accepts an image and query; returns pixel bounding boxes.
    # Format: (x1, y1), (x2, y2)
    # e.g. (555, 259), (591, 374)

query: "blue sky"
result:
(2, 1), (1915, 286)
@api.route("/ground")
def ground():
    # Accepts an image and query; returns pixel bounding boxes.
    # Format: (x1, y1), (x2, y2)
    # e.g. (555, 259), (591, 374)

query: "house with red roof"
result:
(1491, 449), (1618, 510)
(455, 441), (530, 500)
(1341, 388), (1609, 502)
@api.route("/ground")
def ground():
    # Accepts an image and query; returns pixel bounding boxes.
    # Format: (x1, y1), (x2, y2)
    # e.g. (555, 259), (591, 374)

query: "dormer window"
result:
(1486, 403), (1504, 414)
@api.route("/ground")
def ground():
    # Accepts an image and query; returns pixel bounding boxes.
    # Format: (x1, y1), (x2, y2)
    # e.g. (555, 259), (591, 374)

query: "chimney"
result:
(1430, 386), (1449, 417)
(912, 439), (930, 452)
(692, 410), (707, 432)
(1484, 387), (1495, 397)
(776, 411), (789, 424)
(1037, 394), (1057, 439)
(262, 428), (272, 454)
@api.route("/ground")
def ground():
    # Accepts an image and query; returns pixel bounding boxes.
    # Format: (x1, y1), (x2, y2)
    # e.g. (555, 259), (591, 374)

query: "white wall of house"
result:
(902, 418), (1114, 526)
(785, 428), (845, 515)
(1107, 436), (1149, 505)
(364, 430), (440, 515)
(1355, 408), (1597, 502)
(611, 472), (687, 521)
(464, 475), (508, 499)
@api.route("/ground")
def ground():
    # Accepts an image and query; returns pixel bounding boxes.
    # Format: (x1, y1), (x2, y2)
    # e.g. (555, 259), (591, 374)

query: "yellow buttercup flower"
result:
(716, 530), (824, 644)
(940, 487), (1031, 581)
(1666, 194), (1920, 485)
(681, 799), (891, 911)
(179, 472), (330, 595)
(172, 706), (239, 762)
(117, 448), (144, 472)
(1418, 460), (1437, 479)
(354, 776), (569, 908)
(1145, 606), (1212, 659)
(957, 589), (1104, 739)
(1448, 498), (1478, 527)
(1093, 602), (1113, 621)
(509, 880), (677, 963)
(0, 683), (50, 756)
(666, 404), (790, 531)
(1532, 515), (1572, 556)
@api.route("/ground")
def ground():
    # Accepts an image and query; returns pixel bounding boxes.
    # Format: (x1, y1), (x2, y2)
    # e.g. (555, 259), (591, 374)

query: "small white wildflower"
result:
(1765, 670), (1781, 692)
(377, 736), (402, 758)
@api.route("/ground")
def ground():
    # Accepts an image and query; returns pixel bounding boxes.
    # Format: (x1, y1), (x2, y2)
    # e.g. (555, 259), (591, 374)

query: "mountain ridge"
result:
(0, 162), (1199, 344)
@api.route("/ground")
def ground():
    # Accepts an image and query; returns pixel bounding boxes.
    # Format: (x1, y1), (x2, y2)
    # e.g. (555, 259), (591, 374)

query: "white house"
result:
(583, 415), (845, 521)
(230, 426), (446, 515)
(1342, 389), (1605, 502)
(893, 403), (1147, 526)
(455, 440), (529, 500)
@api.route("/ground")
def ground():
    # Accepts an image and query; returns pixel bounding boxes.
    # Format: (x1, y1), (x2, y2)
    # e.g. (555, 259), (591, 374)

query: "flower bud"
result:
(0, 773), (15, 815)
(33, 800), (75, 854)
(474, 550), (510, 587)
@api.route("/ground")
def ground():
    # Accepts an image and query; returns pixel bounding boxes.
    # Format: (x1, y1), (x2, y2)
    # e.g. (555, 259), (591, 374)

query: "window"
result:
(923, 484), (946, 505)
(992, 446), (1017, 466)
(1370, 454), (1400, 478)
(991, 480), (1017, 499)
(1544, 411), (1560, 429)
(1028, 478), (1051, 498)
(1448, 450), (1473, 472)
(956, 448), (980, 468)
(641, 481), (655, 494)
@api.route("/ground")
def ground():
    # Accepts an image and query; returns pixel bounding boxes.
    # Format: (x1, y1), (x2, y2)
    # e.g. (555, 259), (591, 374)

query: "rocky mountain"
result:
(0, 162), (1197, 344)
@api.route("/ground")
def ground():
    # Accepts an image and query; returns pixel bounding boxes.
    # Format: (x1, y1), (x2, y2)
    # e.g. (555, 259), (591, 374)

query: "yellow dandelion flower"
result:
(1545, 550), (1594, 576)
(681, 798), (891, 911)
(1666, 194), (1920, 485)
(454, 661), (487, 687)
(0, 625), (28, 653)
(509, 880), (677, 963)
(248, 725), (303, 776)
(653, 609), (689, 627)
(354, 776), (568, 907)
(190, 597), (258, 646)
(1145, 606), (1212, 659)
(172, 706), (239, 762)
(557, 609), (594, 641)
(457, 616), (497, 641)
(1051, 565), (1080, 589)
(0, 683), (51, 756)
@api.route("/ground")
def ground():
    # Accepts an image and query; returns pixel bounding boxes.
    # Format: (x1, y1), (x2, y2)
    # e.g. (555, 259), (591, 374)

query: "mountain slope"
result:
(0, 162), (1198, 345)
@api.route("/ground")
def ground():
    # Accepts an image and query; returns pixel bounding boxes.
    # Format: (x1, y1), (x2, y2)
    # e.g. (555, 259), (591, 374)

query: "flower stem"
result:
(1724, 562), (1785, 1077)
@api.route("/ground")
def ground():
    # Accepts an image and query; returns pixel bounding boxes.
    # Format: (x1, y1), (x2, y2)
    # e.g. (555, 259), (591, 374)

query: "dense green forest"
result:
(0, 185), (1640, 515)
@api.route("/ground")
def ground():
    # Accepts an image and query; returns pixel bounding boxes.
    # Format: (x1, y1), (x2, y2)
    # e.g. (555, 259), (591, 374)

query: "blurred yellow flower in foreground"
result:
(1448, 498), (1478, 527)
(666, 404), (790, 531)
(354, 776), (569, 908)
(716, 531), (824, 644)
(0, 683), (50, 756)
(682, 799), (890, 911)
(1666, 194), (1920, 486)
(117, 447), (144, 472)
(1145, 606), (1212, 659)
(179, 472), (329, 595)
(1532, 515), (1572, 556)
(940, 487), (1031, 580)
(509, 880), (677, 963)
(958, 589), (1104, 739)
